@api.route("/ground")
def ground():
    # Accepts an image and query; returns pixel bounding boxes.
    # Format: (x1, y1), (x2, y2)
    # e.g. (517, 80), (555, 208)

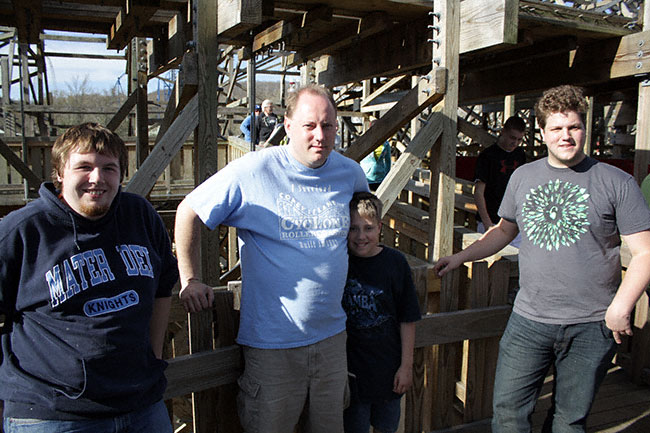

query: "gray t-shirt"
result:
(499, 157), (650, 324)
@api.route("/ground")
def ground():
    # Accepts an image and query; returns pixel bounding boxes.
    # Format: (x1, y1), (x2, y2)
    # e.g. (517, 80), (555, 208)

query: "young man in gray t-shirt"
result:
(435, 85), (650, 432)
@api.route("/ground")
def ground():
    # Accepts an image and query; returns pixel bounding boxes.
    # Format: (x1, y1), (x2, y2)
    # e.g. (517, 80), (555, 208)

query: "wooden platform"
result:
(431, 366), (650, 433)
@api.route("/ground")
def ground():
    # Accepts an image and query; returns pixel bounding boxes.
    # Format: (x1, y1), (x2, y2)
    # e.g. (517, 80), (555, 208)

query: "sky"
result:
(2, 30), (174, 99)
(40, 31), (129, 94)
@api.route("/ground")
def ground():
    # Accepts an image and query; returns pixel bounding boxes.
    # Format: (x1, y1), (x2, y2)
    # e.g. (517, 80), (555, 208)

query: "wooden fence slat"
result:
(463, 261), (489, 422)
(433, 266), (461, 429)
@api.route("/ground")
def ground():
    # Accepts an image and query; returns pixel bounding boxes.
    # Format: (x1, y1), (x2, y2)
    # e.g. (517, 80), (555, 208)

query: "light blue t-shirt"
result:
(186, 146), (369, 348)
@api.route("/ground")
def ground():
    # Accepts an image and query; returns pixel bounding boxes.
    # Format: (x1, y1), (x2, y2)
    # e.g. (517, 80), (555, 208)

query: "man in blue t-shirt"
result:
(435, 85), (650, 432)
(175, 84), (368, 433)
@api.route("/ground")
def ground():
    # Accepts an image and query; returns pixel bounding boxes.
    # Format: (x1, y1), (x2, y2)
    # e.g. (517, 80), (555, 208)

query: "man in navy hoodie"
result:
(0, 123), (179, 432)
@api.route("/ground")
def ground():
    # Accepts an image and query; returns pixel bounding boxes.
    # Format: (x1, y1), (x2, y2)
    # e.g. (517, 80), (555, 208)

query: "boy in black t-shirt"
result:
(343, 192), (421, 433)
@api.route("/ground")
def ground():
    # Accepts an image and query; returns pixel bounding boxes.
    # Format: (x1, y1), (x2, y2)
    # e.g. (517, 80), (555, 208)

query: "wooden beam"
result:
(376, 109), (445, 216)
(164, 345), (242, 399)
(0, 137), (42, 190)
(287, 12), (390, 68)
(106, 89), (138, 131)
(124, 95), (198, 197)
(11, 0), (41, 44)
(218, 0), (262, 39)
(459, 0), (517, 53)
(460, 31), (650, 104)
(519, 0), (636, 37)
(430, 0), (460, 262)
(344, 69), (445, 162)
(414, 305), (511, 348)
(457, 117), (497, 146)
(108, 1), (160, 50)
(361, 74), (408, 107)
(253, 5), (332, 52)
(315, 16), (430, 87)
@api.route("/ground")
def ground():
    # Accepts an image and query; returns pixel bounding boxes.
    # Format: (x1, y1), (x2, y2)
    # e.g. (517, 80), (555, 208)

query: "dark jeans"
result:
(3, 400), (171, 433)
(492, 312), (616, 433)
(344, 396), (401, 433)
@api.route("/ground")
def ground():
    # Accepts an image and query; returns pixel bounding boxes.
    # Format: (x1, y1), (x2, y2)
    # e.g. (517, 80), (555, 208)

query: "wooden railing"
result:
(3, 137), (650, 432)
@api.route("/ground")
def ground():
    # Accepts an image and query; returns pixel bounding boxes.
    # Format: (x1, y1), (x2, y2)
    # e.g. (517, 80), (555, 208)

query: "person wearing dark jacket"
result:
(0, 123), (179, 433)
(256, 99), (280, 145)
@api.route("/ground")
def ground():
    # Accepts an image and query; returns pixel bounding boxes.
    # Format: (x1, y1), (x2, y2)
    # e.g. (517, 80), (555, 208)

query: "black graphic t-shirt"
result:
(474, 143), (526, 224)
(500, 157), (650, 324)
(343, 247), (421, 401)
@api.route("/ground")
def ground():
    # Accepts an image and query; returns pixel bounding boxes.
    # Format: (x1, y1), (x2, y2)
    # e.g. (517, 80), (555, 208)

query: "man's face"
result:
(57, 150), (121, 220)
(263, 104), (273, 115)
(541, 110), (586, 168)
(497, 128), (524, 152)
(284, 92), (337, 168)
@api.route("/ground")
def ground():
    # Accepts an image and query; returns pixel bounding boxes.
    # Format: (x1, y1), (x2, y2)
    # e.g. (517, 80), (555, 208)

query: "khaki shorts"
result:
(237, 331), (349, 433)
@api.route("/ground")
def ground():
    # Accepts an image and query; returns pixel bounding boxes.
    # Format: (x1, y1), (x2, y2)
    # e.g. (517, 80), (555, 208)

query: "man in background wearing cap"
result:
(240, 105), (261, 143)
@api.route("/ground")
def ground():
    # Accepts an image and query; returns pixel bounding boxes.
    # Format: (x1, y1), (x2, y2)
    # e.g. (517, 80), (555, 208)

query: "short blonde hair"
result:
(285, 84), (336, 119)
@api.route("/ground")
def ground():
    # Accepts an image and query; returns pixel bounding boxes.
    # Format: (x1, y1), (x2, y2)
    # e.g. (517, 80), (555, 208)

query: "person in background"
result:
(343, 192), (420, 433)
(0, 122), (178, 433)
(240, 104), (261, 143)
(359, 121), (391, 190)
(256, 99), (280, 145)
(174, 84), (369, 433)
(434, 85), (650, 433)
(473, 116), (527, 247)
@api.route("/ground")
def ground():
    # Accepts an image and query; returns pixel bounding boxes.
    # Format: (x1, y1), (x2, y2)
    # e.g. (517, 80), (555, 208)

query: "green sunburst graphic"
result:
(522, 179), (590, 251)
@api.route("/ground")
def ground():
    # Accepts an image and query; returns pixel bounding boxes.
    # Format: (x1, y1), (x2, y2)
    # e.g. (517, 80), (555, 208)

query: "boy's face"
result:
(348, 210), (382, 258)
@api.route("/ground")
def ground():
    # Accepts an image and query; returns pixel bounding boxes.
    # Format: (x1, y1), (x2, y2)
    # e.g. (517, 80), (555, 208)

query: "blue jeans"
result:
(3, 400), (172, 433)
(344, 396), (401, 433)
(492, 312), (616, 433)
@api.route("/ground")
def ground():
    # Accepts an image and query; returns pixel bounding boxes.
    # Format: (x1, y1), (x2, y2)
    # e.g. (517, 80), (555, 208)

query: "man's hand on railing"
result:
(179, 279), (215, 313)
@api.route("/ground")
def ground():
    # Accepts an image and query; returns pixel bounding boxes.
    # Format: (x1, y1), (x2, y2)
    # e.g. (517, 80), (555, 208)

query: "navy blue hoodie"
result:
(0, 183), (178, 419)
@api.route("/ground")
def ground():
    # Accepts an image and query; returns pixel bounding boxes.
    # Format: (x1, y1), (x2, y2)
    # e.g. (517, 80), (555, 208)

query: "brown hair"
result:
(503, 116), (526, 133)
(535, 85), (588, 129)
(285, 84), (337, 119)
(350, 191), (383, 224)
(51, 122), (128, 189)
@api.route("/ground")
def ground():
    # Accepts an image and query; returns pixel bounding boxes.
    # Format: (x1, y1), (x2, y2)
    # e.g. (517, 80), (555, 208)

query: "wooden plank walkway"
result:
(431, 366), (650, 433)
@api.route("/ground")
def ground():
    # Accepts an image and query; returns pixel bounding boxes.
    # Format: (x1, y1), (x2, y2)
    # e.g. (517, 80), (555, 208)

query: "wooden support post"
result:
(633, 6), (650, 184)
(432, 267), (460, 430)
(1, 56), (12, 138)
(133, 38), (149, 167)
(404, 260), (432, 433)
(428, 0), (459, 262)
(247, 47), (256, 151)
(584, 96), (594, 156)
(503, 94), (515, 120)
(410, 75), (421, 140)
(35, 41), (48, 136)
(188, 1), (227, 432)
(462, 261), (489, 423)
(428, 1), (460, 430)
